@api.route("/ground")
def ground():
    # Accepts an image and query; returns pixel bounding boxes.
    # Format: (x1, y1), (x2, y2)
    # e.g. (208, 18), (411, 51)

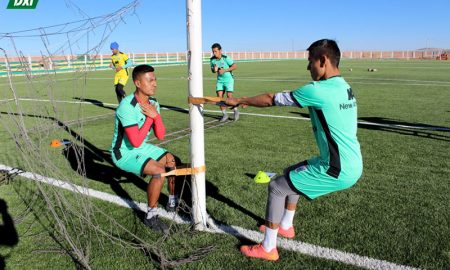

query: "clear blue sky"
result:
(1, 0), (449, 55)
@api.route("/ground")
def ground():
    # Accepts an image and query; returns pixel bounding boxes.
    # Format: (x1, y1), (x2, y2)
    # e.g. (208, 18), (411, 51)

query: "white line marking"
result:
(0, 164), (419, 270)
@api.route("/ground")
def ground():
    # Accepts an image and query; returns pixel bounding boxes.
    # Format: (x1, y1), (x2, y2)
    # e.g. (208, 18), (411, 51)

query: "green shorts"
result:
(112, 144), (167, 176)
(288, 157), (359, 200)
(216, 80), (234, 92)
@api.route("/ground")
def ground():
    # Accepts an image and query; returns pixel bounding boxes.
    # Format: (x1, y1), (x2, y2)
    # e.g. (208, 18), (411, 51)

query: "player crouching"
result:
(110, 64), (181, 234)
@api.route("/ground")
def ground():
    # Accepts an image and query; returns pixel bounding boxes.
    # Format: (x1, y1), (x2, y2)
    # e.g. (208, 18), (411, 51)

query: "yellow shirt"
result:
(111, 52), (129, 77)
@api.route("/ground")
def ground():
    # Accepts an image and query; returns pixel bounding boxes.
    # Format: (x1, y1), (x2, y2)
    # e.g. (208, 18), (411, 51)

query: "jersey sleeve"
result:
(274, 92), (296, 106)
(225, 56), (234, 66)
(291, 83), (325, 108)
(116, 103), (138, 128)
(122, 53), (129, 61)
(123, 59), (133, 69)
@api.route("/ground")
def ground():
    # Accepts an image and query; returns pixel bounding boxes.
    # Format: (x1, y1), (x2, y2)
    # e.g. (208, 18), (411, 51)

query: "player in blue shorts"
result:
(110, 64), (181, 234)
(225, 39), (363, 261)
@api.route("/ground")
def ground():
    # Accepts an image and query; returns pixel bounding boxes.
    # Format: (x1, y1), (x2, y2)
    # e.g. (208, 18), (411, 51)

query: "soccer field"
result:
(0, 59), (449, 269)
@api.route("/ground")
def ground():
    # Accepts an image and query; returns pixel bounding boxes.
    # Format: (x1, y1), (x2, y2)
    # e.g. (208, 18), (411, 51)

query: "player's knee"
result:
(268, 175), (285, 196)
(165, 153), (176, 167)
(144, 162), (165, 179)
(268, 177), (278, 192)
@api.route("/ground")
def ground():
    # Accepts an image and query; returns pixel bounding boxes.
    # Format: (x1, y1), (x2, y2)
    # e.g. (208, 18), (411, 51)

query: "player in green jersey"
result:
(225, 39), (363, 261)
(111, 65), (181, 234)
(210, 43), (239, 122)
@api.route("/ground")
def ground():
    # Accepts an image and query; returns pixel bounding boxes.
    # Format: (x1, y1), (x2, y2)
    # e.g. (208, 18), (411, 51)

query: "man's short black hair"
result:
(132, 64), (154, 81)
(211, 43), (222, 50)
(307, 39), (341, 67)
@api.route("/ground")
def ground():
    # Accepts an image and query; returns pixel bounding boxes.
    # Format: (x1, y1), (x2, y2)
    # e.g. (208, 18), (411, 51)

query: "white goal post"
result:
(186, 0), (207, 229)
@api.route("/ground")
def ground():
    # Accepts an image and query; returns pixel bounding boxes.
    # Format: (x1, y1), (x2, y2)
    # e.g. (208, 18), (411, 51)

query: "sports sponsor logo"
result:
(340, 88), (357, 110)
(7, 0), (39, 9)
(347, 88), (355, 100)
(340, 101), (357, 110)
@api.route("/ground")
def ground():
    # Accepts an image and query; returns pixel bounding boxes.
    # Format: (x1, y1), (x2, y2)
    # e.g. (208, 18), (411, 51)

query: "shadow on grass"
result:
(9, 177), (92, 269)
(175, 175), (264, 226)
(73, 97), (117, 111)
(358, 117), (450, 142)
(62, 143), (150, 222)
(161, 103), (222, 120)
(69, 99), (222, 120)
(0, 110), (168, 222)
(289, 111), (450, 142)
(0, 199), (19, 270)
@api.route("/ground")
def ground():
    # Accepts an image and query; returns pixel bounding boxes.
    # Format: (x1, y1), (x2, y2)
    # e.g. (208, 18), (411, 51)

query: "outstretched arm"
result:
(225, 93), (275, 107)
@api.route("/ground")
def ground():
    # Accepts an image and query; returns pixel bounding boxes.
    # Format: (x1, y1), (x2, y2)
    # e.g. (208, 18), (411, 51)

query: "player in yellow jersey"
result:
(110, 42), (133, 103)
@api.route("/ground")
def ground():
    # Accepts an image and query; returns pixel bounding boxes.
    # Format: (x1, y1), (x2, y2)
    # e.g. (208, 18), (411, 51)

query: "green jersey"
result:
(111, 94), (160, 160)
(291, 76), (362, 179)
(210, 54), (234, 82)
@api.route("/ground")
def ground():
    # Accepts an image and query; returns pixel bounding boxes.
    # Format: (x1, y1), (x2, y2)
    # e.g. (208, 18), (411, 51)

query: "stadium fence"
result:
(1, 49), (448, 77)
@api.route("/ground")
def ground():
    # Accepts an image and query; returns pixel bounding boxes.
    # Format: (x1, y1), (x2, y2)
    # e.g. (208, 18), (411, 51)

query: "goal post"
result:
(186, 0), (207, 229)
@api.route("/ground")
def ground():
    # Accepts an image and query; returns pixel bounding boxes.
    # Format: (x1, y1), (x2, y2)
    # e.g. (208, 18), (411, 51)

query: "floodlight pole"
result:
(186, 0), (207, 230)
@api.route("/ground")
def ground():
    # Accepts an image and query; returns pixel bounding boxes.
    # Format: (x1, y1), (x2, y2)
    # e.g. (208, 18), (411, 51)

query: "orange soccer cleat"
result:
(240, 244), (279, 261)
(259, 225), (295, 239)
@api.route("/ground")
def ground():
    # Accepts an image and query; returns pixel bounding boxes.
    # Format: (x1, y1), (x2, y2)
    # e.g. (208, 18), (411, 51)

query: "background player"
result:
(110, 41), (133, 103)
(210, 43), (239, 122)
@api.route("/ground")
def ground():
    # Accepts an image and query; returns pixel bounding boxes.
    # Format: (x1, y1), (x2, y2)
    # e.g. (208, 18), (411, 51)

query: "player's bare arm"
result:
(226, 93), (274, 107)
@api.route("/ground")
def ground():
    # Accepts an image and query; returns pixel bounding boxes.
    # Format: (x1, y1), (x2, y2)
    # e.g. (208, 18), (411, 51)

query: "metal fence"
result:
(1, 50), (448, 77)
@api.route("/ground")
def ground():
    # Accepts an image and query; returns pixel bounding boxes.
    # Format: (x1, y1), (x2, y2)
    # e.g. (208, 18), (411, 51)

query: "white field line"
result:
(5, 98), (449, 132)
(0, 164), (419, 270)
(0, 164), (189, 225)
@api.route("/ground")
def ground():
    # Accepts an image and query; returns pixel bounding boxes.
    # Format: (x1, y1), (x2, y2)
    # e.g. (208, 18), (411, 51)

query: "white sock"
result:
(280, 209), (295, 230)
(221, 109), (227, 116)
(262, 226), (278, 252)
(146, 207), (157, 219)
(233, 107), (238, 111)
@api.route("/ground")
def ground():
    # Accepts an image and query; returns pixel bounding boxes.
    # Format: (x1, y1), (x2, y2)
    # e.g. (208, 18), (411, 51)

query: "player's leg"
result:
(113, 74), (126, 103)
(216, 83), (228, 122)
(141, 159), (170, 233)
(241, 175), (300, 261)
(139, 145), (172, 233)
(279, 194), (299, 233)
(157, 152), (179, 212)
(225, 81), (239, 121)
(142, 160), (166, 208)
(115, 83), (126, 103)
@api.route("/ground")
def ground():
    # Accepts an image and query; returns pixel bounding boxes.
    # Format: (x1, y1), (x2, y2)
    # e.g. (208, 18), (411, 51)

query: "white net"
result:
(0, 1), (214, 268)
